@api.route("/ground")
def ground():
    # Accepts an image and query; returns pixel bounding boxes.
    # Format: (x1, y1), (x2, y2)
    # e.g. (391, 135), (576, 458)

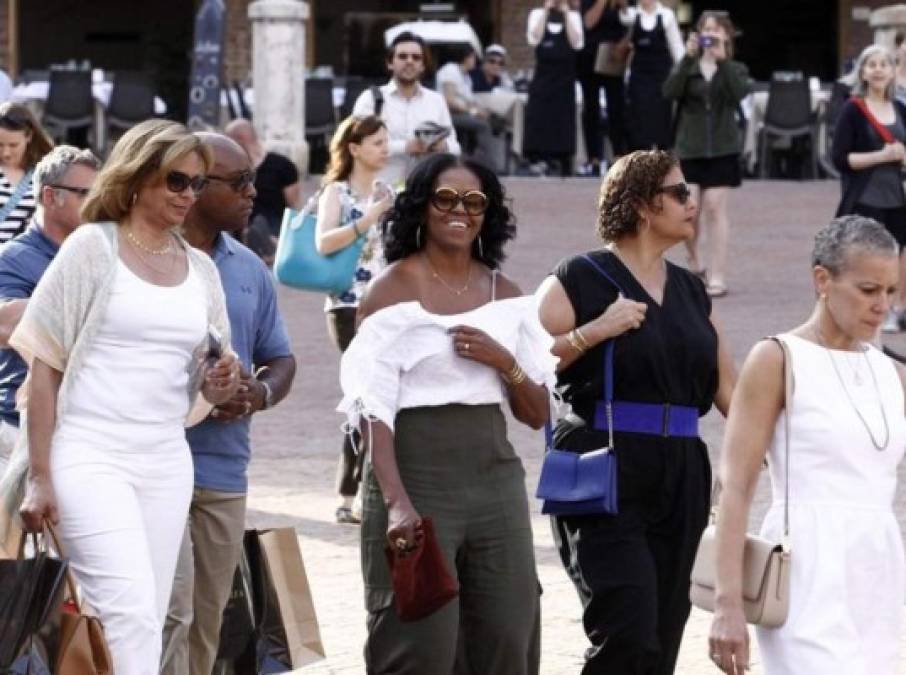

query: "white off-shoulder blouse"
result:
(337, 295), (558, 432)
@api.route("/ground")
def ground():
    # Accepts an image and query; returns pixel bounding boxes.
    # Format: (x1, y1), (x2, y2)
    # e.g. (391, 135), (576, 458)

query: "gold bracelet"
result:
(566, 329), (587, 355)
(573, 327), (591, 350)
(501, 361), (527, 386)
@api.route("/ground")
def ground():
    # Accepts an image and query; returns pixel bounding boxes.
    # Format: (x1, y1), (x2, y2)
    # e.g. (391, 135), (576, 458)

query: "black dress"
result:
(551, 250), (718, 675)
(524, 9), (577, 171)
(627, 14), (674, 150)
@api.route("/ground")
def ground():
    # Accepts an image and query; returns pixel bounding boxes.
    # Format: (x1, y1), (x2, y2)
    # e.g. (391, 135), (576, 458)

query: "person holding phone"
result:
(7, 119), (240, 674)
(663, 11), (751, 297)
(833, 44), (906, 332)
(315, 115), (393, 524)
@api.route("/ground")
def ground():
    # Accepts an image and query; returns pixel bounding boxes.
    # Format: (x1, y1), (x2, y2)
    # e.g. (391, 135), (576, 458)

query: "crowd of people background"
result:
(0, 5), (905, 675)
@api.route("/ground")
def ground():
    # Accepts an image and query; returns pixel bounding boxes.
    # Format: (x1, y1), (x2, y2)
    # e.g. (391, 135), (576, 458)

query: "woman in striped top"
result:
(0, 103), (53, 243)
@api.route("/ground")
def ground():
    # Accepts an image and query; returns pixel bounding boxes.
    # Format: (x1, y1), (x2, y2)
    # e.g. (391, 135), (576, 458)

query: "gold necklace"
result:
(813, 327), (889, 451)
(424, 255), (472, 296)
(125, 227), (174, 256)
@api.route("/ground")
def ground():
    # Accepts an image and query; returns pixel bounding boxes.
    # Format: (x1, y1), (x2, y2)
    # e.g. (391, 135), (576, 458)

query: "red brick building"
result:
(0, 0), (898, 121)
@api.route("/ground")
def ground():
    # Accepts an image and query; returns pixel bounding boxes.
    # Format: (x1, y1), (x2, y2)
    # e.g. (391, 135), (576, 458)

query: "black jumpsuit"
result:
(627, 14), (674, 150)
(551, 250), (718, 674)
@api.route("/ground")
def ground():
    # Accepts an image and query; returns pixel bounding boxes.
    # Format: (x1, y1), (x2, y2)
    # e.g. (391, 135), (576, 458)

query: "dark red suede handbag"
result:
(383, 517), (459, 622)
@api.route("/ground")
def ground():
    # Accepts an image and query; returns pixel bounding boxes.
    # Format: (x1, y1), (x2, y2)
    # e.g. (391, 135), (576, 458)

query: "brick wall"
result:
(839, 0), (902, 65)
(224, 0), (252, 84)
(0, 0), (9, 74)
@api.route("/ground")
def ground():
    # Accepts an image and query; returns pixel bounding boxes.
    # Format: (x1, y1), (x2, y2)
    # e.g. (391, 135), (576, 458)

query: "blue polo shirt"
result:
(0, 221), (59, 426)
(186, 232), (292, 493)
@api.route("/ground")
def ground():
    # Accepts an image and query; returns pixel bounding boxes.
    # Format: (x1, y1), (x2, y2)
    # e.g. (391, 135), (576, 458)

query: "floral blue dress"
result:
(321, 181), (386, 312)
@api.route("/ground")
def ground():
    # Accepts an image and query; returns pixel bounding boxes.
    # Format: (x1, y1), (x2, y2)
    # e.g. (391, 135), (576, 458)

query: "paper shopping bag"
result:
(247, 528), (325, 671)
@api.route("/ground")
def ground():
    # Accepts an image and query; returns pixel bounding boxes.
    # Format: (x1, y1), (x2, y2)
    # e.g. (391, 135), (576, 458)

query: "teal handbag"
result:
(273, 207), (366, 295)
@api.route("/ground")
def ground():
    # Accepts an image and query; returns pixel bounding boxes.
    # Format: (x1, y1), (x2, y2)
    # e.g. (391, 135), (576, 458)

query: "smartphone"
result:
(699, 35), (717, 49)
(207, 325), (223, 364)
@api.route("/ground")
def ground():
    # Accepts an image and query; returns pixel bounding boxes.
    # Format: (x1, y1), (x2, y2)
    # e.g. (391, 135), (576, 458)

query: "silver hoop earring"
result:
(477, 236), (484, 259)
(416, 225), (421, 249)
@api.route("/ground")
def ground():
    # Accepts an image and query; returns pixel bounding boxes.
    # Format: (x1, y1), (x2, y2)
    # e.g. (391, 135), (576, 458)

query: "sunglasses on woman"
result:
(431, 188), (489, 215)
(0, 111), (31, 131)
(166, 171), (208, 195)
(206, 169), (256, 192)
(656, 182), (692, 205)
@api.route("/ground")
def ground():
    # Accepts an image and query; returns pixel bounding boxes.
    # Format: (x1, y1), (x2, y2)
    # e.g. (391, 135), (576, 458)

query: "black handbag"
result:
(536, 254), (625, 516)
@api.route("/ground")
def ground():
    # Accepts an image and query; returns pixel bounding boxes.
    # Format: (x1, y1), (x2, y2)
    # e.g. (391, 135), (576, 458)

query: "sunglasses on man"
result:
(206, 169), (256, 193)
(166, 170), (208, 195)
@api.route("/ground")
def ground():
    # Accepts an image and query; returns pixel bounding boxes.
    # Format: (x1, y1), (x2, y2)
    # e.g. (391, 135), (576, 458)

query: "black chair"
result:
(817, 80), (851, 179)
(340, 76), (375, 119)
(305, 78), (337, 173)
(758, 75), (818, 179)
(43, 70), (94, 147)
(106, 71), (155, 151)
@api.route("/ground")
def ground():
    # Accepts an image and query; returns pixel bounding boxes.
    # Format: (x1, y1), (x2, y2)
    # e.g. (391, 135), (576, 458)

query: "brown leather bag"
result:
(45, 525), (113, 674)
(689, 337), (792, 628)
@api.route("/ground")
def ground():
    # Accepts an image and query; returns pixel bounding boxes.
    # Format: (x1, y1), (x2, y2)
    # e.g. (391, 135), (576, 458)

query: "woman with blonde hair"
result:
(11, 118), (240, 674)
(314, 114), (392, 523)
(0, 102), (53, 242)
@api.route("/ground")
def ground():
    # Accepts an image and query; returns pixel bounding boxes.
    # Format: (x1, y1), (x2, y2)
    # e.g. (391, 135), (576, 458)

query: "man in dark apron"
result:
(628, 13), (674, 150)
(524, 4), (582, 176)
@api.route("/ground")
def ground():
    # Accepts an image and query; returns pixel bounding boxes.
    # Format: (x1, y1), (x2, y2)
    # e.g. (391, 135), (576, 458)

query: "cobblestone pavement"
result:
(244, 177), (906, 673)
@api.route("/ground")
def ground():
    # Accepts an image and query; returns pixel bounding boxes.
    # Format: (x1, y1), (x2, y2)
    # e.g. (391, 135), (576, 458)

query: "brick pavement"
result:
(245, 177), (906, 673)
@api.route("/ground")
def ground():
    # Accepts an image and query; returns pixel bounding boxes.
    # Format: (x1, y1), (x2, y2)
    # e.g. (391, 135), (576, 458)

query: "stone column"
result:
(871, 4), (906, 50)
(249, 0), (309, 174)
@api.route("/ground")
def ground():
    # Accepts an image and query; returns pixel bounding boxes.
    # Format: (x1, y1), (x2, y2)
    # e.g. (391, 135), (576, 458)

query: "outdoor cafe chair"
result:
(43, 69), (94, 147)
(106, 71), (155, 152)
(305, 77), (337, 171)
(758, 73), (818, 180)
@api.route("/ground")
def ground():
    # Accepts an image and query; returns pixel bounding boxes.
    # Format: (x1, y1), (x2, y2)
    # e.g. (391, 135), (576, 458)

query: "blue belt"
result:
(592, 400), (699, 438)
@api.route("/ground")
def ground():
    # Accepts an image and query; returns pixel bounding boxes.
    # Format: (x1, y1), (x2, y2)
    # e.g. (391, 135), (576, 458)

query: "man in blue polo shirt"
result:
(0, 145), (98, 474)
(161, 133), (296, 675)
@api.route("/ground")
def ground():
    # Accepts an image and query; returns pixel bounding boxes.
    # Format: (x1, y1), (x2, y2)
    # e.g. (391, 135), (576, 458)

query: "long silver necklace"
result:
(813, 327), (889, 451)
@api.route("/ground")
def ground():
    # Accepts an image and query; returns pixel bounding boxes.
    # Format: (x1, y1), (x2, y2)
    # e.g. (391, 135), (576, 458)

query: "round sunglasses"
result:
(166, 171), (208, 195)
(431, 188), (489, 215)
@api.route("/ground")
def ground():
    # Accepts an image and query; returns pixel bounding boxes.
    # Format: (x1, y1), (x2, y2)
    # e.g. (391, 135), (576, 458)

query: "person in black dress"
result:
(577, 0), (630, 176)
(524, 0), (585, 176)
(622, 0), (684, 151)
(537, 150), (734, 674)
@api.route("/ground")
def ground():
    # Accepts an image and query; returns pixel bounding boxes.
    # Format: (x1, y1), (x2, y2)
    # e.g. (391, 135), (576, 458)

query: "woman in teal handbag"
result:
(315, 114), (394, 524)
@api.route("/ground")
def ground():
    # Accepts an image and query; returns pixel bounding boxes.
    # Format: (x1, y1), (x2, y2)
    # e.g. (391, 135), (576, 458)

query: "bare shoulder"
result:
(737, 338), (786, 404)
(490, 270), (522, 299)
(358, 259), (421, 320)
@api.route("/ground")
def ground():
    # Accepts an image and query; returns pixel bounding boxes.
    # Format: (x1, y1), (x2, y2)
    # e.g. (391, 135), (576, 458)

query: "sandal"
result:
(335, 506), (361, 524)
(706, 282), (728, 298)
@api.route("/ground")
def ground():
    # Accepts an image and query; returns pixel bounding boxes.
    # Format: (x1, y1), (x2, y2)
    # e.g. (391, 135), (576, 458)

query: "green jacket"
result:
(663, 56), (752, 160)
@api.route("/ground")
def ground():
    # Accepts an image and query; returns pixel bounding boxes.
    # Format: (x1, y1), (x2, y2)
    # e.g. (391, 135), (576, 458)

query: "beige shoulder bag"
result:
(689, 336), (791, 628)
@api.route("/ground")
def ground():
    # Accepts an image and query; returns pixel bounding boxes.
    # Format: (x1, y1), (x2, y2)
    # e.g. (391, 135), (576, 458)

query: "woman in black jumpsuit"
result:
(627, 8), (676, 150)
(537, 150), (734, 674)
(524, 1), (585, 175)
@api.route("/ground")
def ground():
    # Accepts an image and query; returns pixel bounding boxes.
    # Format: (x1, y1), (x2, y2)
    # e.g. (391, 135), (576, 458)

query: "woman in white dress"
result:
(708, 214), (906, 674)
(338, 153), (556, 673)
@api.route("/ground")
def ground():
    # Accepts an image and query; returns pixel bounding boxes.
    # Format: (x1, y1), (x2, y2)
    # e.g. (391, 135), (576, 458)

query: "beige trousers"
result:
(160, 488), (247, 675)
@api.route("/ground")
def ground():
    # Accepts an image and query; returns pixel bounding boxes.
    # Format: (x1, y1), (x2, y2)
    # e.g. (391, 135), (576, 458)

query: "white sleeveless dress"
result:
(756, 334), (906, 674)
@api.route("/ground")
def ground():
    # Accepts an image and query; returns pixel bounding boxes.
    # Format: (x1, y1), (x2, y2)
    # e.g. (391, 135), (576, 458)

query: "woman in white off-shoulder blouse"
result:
(338, 153), (556, 674)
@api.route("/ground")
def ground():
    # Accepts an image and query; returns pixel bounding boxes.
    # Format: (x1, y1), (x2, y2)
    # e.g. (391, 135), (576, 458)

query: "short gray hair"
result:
(812, 215), (898, 275)
(846, 44), (896, 99)
(33, 145), (101, 195)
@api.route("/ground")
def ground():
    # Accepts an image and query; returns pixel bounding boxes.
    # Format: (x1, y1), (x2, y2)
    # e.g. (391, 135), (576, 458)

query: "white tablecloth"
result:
(12, 81), (167, 115)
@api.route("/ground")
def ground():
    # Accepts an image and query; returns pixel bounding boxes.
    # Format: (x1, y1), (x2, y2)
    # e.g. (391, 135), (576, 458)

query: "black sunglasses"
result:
(657, 182), (692, 205)
(207, 169), (256, 193)
(0, 111), (31, 130)
(166, 170), (208, 195)
(485, 57), (505, 65)
(49, 184), (91, 197)
(431, 188), (489, 215)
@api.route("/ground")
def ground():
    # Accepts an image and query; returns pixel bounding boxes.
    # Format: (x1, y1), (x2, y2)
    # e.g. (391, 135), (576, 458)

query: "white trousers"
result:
(52, 439), (193, 675)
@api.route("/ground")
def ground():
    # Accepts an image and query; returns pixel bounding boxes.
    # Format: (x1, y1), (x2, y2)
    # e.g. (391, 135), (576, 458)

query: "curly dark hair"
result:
(596, 150), (678, 242)
(382, 153), (516, 268)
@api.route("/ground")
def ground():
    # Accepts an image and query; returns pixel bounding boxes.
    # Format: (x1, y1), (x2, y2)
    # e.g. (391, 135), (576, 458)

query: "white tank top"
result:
(54, 260), (208, 452)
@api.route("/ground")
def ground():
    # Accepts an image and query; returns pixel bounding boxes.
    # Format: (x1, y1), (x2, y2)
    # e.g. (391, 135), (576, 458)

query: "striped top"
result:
(0, 169), (36, 243)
